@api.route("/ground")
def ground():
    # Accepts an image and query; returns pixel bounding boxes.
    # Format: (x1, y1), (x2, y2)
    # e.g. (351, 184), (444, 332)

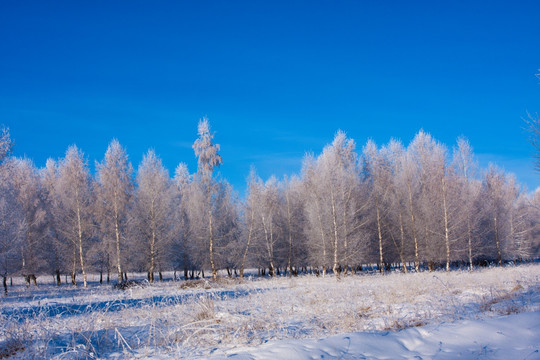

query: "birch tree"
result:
(281, 175), (307, 276)
(382, 140), (411, 272)
(11, 158), (47, 283)
(132, 150), (174, 282)
(40, 159), (66, 285)
(96, 139), (134, 283)
(239, 168), (258, 278)
(302, 154), (331, 275)
(483, 165), (516, 266)
(250, 176), (284, 276)
(192, 118), (223, 280)
(172, 162), (196, 279)
(56, 146), (93, 287)
(363, 140), (392, 273)
(0, 146), (23, 294)
(451, 137), (484, 270)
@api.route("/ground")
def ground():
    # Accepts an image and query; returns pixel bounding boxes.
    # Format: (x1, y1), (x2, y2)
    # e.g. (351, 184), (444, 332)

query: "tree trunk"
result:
(76, 197), (87, 287)
(314, 197), (327, 277)
(407, 180), (420, 272)
(467, 220), (473, 272)
(149, 205), (156, 283)
(261, 213), (276, 277)
(240, 205), (255, 279)
(71, 244), (77, 286)
(494, 216), (502, 266)
(2, 276), (7, 296)
(115, 209), (123, 283)
(398, 212), (408, 273)
(441, 173), (451, 272)
(330, 189), (340, 278)
(376, 201), (384, 274)
(285, 190), (294, 278)
(208, 209), (217, 281)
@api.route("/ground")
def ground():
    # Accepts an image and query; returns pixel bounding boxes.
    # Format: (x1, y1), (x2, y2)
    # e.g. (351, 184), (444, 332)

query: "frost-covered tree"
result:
(363, 140), (394, 273)
(381, 139), (411, 272)
(0, 148), (23, 294)
(55, 146), (94, 287)
(303, 131), (365, 276)
(451, 137), (484, 270)
(191, 118), (224, 280)
(131, 150), (174, 282)
(239, 168), (258, 278)
(281, 175), (307, 276)
(482, 166), (518, 266)
(172, 162), (191, 279)
(407, 131), (457, 270)
(249, 176), (285, 276)
(0, 126), (12, 164)
(302, 154), (331, 275)
(40, 159), (65, 285)
(11, 158), (47, 283)
(96, 139), (134, 283)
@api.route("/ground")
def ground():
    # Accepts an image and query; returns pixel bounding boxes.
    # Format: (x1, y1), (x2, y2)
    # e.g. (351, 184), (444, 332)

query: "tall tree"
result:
(363, 140), (392, 273)
(382, 139), (411, 272)
(132, 150), (174, 282)
(281, 175), (306, 276)
(240, 168), (258, 278)
(0, 131), (23, 294)
(96, 139), (134, 283)
(483, 166), (517, 266)
(250, 176), (284, 277)
(451, 137), (483, 270)
(11, 158), (47, 282)
(172, 162), (192, 279)
(55, 146), (93, 287)
(40, 159), (66, 285)
(192, 118), (223, 280)
(303, 131), (365, 276)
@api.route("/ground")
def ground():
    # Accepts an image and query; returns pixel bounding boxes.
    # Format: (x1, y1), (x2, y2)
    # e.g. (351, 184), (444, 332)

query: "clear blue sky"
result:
(1, 1), (539, 193)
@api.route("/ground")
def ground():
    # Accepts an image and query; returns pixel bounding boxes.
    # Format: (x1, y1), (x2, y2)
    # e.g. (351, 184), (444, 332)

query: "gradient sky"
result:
(1, 1), (539, 194)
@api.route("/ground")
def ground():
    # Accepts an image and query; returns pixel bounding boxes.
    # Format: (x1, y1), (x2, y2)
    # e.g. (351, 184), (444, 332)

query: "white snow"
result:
(1, 264), (540, 359)
(210, 312), (540, 359)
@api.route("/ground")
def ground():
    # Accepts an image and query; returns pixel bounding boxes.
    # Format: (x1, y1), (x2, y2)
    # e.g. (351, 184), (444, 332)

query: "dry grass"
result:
(1, 264), (539, 358)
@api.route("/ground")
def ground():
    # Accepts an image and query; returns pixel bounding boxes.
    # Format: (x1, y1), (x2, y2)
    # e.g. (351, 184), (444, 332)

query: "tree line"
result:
(1, 119), (539, 292)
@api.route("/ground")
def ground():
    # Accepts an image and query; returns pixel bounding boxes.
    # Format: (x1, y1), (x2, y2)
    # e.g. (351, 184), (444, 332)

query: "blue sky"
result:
(1, 1), (539, 193)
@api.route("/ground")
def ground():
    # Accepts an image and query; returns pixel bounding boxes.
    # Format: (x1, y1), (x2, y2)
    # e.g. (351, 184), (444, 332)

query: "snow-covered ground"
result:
(212, 312), (540, 359)
(1, 264), (539, 359)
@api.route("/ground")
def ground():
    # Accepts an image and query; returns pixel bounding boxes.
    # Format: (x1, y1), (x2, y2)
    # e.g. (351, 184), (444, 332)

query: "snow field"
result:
(1, 264), (539, 359)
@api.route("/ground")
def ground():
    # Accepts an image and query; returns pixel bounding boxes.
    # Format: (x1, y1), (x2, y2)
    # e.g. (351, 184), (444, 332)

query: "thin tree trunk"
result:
(467, 220), (473, 272)
(261, 213), (275, 277)
(71, 244), (77, 286)
(441, 173), (451, 272)
(149, 202), (156, 283)
(494, 216), (502, 266)
(330, 189), (340, 278)
(314, 197), (327, 277)
(407, 180), (419, 272)
(397, 212), (408, 273)
(240, 205), (255, 278)
(376, 200), (384, 274)
(209, 208), (217, 281)
(115, 202), (122, 283)
(76, 196), (87, 287)
(285, 189), (294, 277)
